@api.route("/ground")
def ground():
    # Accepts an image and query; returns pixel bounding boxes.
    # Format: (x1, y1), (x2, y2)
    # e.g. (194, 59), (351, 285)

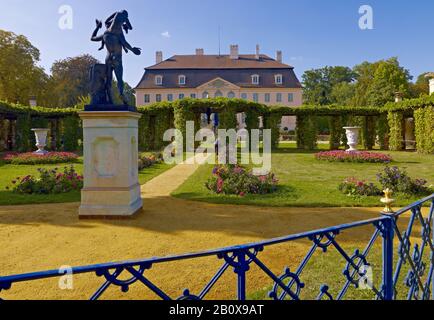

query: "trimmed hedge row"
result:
(1, 98), (433, 153)
(414, 107), (434, 154)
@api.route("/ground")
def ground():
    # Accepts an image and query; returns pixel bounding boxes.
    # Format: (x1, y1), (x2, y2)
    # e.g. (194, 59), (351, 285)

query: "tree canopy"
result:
(302, 57), (425, 107)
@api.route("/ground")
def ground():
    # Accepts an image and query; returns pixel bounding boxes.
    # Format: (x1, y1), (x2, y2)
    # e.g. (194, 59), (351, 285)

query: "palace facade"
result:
(135, 45), (303, 129)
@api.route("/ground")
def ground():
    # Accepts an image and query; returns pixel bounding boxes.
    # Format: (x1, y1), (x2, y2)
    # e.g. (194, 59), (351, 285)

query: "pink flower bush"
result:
(8, 166), (83, 194)
(339, 177), (381, 197)
(315, 150), (392, 163)
(205, 165), (278, 196)
(2, 152), (79, 165)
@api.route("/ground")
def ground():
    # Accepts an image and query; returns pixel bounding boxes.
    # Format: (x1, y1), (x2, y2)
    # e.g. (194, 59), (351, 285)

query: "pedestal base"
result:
(78, 109), (142, 218)
(79, 183), (143, 217)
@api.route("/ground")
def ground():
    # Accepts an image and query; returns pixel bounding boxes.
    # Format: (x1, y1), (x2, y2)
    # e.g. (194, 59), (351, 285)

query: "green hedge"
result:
(414, 107), (434, 154)
(63, 116), (81, 151)
(2, 97), (434, 153)
(329, 116), (343, 150)
(296, 115), (317, 150)
(387, 111), (405, 151)
(376, 114), (389, 150)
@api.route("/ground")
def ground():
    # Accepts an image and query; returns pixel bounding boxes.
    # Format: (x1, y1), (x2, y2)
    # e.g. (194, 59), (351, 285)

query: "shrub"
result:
(338, 177), (381, 197)
(7, 166), (83, 194)
(2, 152), (78, 165)
(315, 150), (392, 163)
(2, 152), (79, 165)
(205, 165), (278, 196)
(138, 152), (163, 171)
(376, 166), (431, 195)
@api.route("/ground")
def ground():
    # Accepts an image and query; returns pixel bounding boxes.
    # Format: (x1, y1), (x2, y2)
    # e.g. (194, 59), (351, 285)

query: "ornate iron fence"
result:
(0, 194), (433, 300)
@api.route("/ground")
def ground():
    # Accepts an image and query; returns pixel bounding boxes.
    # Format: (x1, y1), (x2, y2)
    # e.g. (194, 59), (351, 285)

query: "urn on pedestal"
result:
(31, 128), (50, 155)
(343, 127), (361, 152)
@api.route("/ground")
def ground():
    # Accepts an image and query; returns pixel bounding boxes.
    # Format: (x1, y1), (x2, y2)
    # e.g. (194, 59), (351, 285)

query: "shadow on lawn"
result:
(0, 194), (418, 243)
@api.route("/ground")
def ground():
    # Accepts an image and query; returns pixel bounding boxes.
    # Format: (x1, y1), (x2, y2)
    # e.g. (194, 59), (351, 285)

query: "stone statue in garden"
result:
(89, 10), (141, 107)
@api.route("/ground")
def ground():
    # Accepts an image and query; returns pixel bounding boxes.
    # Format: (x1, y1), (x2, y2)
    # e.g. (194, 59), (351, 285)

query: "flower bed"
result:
(315, 150), (392, 163)
(7, 166), (83, 194)
(339, 177), (381, 197)
(338, 166), (432, 198)
(138, 152), (163, 170)
(2, 152), (79, 165)
(205, 165), (278, 196)
(377, 166), (431, 195)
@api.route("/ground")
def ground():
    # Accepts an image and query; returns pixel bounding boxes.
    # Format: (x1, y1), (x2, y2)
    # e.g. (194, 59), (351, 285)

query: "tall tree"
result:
(0, 30), (51, 105)
(302, 66), (356, 105)
(51, 54), (100, 108)
(353, 58), (412, 107)
(409, 72), (430, 98)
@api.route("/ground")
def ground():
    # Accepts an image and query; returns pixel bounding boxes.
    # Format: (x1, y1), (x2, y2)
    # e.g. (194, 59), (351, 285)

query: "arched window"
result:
(178, 75), (186, 85)
(202, 91), (209, 99)
(251, 74), (260, 85)
(215, 90), (223, 98)
(227, 91), (235, 98)
(155, 75), (163, 86)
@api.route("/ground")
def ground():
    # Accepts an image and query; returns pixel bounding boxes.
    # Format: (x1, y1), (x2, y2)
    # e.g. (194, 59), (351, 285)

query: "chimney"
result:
(276, 50), (282, 63)
(156, 51), (163, 64)
(196, 48), (204, 55)
(230, 45), (239, 60)
(255, 44), (260, 60)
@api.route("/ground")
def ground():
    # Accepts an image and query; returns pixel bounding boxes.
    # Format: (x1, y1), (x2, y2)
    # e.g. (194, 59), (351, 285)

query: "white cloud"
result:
(161, 31), (171, 38)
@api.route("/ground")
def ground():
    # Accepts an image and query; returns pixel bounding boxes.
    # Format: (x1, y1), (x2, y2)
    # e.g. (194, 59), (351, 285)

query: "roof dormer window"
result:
(252, 74), (260, 85)
(275, 74), (283, 85)
(155, 75), (163, 86)
(178, 75), (186, 85)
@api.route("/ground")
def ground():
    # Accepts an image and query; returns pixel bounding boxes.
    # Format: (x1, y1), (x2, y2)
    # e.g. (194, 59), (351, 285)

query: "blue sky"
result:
(1, 0), (433, 86)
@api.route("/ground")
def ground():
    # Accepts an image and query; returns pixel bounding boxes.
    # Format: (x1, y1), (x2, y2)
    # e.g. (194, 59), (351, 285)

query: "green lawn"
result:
(0, 154), (174, 206)
(172, 144), (434, 207)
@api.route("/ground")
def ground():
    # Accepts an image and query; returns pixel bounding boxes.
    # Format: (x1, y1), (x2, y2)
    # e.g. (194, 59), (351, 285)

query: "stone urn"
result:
(343, 127), (361, 152)
(31, 128), (50, 155)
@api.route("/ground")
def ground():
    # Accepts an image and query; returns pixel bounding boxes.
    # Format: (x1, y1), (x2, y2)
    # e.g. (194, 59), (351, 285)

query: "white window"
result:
(179, 93), (185, 99)
(251, 74), (260, 85)
(275, 74), (283, 85)
(179, 75), (186, 85)
(144, 94), (150, 103)
(156, 94), (162, 102)
(241, 93), (248, 100)
(288, 93), (294, 102)
(167, 94), (173, 101)
(155, 75), (163, 86)
(202, 91), (209, 99)
(253, 93), (259, 102)
(227, 91), (235, 98)
(276, 93), (282, 103)
(265, 93), (270, 103)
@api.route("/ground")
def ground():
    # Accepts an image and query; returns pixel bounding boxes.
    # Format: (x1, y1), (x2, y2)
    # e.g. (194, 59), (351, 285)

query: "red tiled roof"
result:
(146, 54), (293, 70)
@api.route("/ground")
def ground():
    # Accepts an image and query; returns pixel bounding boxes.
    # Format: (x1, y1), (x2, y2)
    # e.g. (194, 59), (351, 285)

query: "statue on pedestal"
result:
(89, 10), (141, 108)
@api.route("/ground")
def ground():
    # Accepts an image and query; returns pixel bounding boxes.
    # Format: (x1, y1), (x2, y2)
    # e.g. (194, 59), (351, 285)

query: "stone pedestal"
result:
(78, 111), (143, 218)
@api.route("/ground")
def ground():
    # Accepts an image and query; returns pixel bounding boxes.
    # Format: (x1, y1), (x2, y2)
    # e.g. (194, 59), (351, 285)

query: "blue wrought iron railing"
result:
(0, 194), (433, 300)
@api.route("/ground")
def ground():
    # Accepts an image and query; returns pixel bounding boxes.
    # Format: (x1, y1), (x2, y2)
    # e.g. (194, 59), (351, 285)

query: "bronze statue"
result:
(90, 10), (141, 106)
